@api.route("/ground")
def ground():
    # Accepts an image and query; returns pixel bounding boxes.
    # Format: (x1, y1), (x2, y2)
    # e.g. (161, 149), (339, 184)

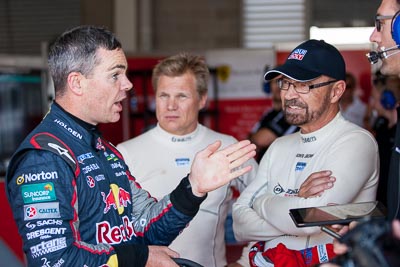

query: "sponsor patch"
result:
(288, 48), (307, 60)
(40, 258), (65, 267)
(86, 176), (95, 188)
(26, 219), (63, 230)
(96, 216), (136, 244)
(24, 202), (60, 221)
(77, 152), (94, 164)
(81, 163), (100, 174)
(54, 118), (83, 139)
(102, 185), (131, 215)
(317, 244), (329, 263)
(171, 136), (192, 142)
(30, 237), (67, 258)
(175, 158), (190, 166)
(295, 162), (306, 171)
(22, 182), (56, 204)
(16, 171), (59, 185)
(26, 227), (67, 240)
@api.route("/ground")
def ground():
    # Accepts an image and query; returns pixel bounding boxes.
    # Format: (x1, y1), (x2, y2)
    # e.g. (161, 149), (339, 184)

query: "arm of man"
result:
(6, 151), (131, 267)
(232, 163), (286, 242)
(253, 131), (379, 237)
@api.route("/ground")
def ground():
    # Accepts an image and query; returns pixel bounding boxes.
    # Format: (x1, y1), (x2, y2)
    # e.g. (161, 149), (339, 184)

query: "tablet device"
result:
(289, 201), (387, 227)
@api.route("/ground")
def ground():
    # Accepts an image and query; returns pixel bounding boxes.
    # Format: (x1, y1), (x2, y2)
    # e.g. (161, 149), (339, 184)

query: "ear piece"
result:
(381, 89), (397, 110)
(391, 11), (400, 46)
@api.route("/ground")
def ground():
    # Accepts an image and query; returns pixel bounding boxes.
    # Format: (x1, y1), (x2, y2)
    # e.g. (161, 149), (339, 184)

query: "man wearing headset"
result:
(371, 0), (400, 221)
(322, 0), (400, 265)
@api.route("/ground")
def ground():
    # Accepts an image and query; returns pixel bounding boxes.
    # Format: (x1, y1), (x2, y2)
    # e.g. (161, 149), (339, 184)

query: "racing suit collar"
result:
(53, 101), (101, 135)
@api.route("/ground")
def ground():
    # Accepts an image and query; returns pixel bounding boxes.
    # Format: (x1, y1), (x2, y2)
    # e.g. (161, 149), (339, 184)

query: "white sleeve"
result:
(232, 152), (285, 241)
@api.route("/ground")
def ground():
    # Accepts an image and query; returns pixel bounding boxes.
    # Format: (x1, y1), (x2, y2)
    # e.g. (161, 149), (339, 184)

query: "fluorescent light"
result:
(310, 26), (375, 45)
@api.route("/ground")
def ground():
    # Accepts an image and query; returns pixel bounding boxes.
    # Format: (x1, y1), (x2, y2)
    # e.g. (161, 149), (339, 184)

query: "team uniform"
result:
(6, 103), (205, 267)
(233, 113), (379, 251)
(117, 124), (258, 267)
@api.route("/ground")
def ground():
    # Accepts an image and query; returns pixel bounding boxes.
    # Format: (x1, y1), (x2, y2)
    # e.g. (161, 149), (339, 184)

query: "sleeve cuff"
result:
(114, 244), (149, 267)
(170, 174), (207, 216)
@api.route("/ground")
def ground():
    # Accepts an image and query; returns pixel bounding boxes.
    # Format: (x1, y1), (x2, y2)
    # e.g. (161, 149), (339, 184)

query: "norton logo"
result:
(16, 171), (59, 185)
(101, 184), (131, 215)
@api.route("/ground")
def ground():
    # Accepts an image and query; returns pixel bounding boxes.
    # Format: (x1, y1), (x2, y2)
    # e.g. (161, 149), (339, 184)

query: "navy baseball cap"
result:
(264, 39), (346, 82)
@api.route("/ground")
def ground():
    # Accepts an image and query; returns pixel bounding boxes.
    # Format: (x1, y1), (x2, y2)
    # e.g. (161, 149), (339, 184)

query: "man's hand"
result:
(298, 170), (336, 198)
(146, 246), (179, 267)
(189, 140), (256, 197)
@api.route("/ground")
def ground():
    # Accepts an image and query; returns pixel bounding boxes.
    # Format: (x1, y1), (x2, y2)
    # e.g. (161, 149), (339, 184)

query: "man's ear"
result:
(199, 94), (208, 110)
(66, 71), (84, 95)
(330, 80), (346, 103)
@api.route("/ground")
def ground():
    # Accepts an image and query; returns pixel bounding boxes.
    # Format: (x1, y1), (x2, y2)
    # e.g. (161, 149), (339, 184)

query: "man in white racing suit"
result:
(118, 53), (258, 267)
(232, 40), (379, 266)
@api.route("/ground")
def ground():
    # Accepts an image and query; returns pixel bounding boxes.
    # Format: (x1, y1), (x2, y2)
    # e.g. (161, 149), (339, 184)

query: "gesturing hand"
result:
(189, 140), (256, 197)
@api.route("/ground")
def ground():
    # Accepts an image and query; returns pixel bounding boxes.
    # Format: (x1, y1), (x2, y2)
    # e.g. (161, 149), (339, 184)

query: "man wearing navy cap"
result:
(232, 39), (379, 266)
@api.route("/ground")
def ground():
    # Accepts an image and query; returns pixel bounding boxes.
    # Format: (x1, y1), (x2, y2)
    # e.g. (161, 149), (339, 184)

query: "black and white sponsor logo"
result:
(48, 143), (75, 164)
(115, 171), (125, 177)
(26, 227), (67, 240)
(301, 136), (317, 143)
(30, 237), (67, 258)
(26, 219), (63, 230)
(77, 152), (94, 164)
(16, 171), (59, 185)
(110, 162), (123, 169)
(40, 257), (65, 267)
(171, 136), (192, 142)
(54, 119), (83, 140)
(81, 163), (100, 174)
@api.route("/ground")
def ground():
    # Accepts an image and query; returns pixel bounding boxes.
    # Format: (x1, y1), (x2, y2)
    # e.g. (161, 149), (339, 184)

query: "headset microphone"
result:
(366, 45), (400, 64)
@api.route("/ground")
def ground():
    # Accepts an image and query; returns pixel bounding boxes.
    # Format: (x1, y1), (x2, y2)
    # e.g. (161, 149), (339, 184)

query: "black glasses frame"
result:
(375, 14), (395, 32)
(277, 78), (338, 94)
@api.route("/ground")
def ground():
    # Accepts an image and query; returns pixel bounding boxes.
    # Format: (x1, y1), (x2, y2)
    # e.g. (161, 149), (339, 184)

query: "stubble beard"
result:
(283, 93), (331, 126)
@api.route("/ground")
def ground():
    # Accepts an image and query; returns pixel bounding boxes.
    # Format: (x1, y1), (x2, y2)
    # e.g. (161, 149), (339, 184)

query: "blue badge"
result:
(175, 158), (190, 166)
(295, 162), (306, 171)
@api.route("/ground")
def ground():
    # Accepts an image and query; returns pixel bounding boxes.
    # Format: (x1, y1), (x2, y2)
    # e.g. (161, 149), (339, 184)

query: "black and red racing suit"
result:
(6, 102), (205, 267)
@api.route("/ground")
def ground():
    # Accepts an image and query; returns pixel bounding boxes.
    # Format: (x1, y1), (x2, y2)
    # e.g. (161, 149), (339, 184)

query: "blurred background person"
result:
(340, 72), (367, 127)
(370, 73), (400, 207)
(249, 75), (299, 162)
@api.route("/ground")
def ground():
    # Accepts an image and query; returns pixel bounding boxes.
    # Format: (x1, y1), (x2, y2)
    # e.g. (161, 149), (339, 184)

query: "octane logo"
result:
(101, 184), (131, 215)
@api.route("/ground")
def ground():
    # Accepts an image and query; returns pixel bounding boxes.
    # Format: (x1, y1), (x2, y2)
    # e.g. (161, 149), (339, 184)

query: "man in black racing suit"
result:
(5, 25), (256, 267)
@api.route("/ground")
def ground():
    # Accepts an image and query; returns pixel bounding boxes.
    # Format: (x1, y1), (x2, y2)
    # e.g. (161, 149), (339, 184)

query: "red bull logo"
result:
(96, 215), (136, 244)
(101, 184), (131, 215)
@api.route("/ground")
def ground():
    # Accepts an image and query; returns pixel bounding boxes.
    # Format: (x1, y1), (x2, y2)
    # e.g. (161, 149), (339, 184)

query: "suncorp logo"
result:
(16, 171), (58, 185)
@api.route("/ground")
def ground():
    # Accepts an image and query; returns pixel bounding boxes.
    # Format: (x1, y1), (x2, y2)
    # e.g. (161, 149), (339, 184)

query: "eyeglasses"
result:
(276, 78), (337, 94)
(375, 14), (394, 32)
